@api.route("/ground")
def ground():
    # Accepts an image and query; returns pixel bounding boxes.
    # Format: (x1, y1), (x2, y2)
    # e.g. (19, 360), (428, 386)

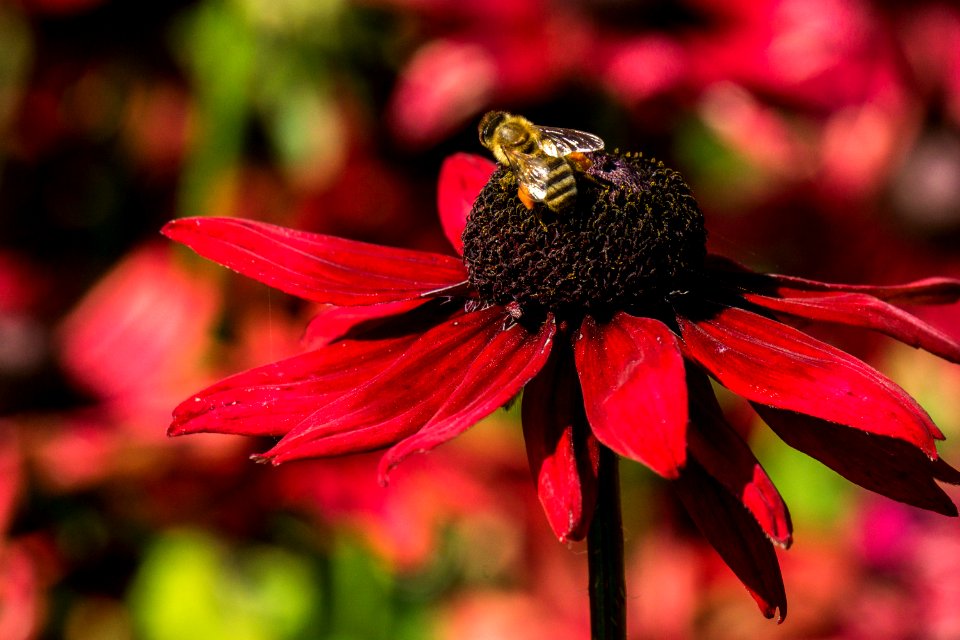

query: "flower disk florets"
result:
(462, 152), (707, 319)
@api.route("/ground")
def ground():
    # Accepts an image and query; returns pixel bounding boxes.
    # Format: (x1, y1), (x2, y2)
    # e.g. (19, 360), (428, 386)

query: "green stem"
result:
(588, 445), (626, 640)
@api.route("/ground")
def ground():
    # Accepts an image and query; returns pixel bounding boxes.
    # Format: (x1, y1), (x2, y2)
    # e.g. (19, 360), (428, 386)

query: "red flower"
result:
(162, 151), (960, 622)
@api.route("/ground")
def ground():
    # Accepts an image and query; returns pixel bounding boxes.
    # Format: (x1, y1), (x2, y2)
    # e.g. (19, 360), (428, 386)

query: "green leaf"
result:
(128, 529), (319, 640)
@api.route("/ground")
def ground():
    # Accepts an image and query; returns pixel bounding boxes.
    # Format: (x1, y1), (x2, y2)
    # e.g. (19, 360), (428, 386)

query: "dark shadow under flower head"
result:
(162, 144), (960, 623)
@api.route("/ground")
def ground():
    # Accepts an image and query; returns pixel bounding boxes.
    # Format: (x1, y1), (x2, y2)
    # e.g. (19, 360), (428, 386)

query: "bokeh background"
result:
(2, 0), (960, 638)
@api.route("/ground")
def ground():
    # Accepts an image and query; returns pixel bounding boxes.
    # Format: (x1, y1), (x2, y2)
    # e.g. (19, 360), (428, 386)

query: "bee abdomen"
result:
(544, 159), (577, 212)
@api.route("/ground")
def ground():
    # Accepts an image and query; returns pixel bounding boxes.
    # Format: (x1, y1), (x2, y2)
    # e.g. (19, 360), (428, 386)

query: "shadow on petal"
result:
(522, 344), (599, 542)
(753, 404), (959, 517)
(673, 458), (787, 622)
(686, 368), (793, 548)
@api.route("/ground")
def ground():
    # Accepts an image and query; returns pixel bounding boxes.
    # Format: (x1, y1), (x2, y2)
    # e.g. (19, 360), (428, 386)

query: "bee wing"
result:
(505, 148), (552, 200)
(536, 126), (605, 158)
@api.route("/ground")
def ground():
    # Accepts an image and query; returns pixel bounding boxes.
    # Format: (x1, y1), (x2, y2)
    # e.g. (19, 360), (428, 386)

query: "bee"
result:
(478, 111), (605, 215)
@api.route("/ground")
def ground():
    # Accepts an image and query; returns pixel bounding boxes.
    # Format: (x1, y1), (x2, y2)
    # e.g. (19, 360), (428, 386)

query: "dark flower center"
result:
(462, 152), (707, 319)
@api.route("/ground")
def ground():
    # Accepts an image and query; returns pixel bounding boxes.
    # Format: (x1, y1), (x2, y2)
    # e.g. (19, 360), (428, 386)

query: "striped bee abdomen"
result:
(543, 157), (577, 212)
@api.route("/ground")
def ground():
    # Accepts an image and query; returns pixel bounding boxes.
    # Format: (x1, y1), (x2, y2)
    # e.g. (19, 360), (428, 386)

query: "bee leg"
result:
(534, 210), (549, 231)
(517, 184), (536, 210)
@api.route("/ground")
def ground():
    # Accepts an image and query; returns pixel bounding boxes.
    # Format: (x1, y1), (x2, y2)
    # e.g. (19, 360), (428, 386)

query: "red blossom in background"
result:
(58, 244), (219, 414)
(272, 431), (524, 570)
(162, 151), (960, 621)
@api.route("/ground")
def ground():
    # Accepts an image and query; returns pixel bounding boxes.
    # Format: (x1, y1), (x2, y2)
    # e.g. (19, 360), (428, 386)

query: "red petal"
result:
(169, 333), (420, 437)
(687, 369), (792, 548)
(766, 275), (960, 305)
(302, 300), (427, 348)
(575, 313), (687, 479)
(743, 292), (960, 363)
(678, 306), (943, 456)
(259, 307), (507, 463)
(162, 217), (468, 305)
(521, 346), (600, 542)
(378, 314), (556, 480)
(705, 257), (960, 305)
(933, 458), (960, 485)
(437, 153), (496, 255)
(753, 405), (958, 516)
(673, 458), (787, 622)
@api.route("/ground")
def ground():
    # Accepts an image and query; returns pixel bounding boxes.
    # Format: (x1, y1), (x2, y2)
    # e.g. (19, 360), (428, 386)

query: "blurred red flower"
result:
(36, 243), (230, 491)
(273, 430), (525, 570)
(162, 151), (960, 621)
(58, 244), (218, 413)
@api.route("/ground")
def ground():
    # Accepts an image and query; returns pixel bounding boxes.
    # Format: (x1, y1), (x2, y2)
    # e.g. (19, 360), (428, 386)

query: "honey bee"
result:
(478, 111), (605, 214)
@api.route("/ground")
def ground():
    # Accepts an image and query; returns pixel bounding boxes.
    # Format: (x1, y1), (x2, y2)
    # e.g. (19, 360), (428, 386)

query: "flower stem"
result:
(588, 445), (626, 640)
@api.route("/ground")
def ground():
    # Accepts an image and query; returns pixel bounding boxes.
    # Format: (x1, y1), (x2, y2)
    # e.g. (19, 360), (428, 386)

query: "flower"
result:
(162, 148), (960, 622)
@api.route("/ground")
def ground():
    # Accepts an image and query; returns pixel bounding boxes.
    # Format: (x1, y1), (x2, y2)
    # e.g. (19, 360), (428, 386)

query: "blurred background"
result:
(2, 0), (960, 638)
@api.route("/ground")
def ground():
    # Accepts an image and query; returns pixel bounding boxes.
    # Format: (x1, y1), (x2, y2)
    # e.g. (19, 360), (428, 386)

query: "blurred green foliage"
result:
(751, 425), (851, 528)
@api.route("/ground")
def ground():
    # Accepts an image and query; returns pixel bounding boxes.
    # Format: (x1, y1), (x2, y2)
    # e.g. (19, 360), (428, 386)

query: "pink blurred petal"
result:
(521, 348), (599, 543)
(437, 153), (496, 255)
(388, 23), (587, 147)
(753, 405), (958, 516)
(59, 243), (218, 402)
(687, 0), (894, 111)
(388, 39), (497, 147)
(743, 291), (960, 363)
(678, 305), (943, 456)
(595, 35), (687, 104)
(574, 313), (687, 479)
(901, 6), (960, 122)
(162, 217), (468, 306)
(628, 534), (699, 639)
(687, 370), (792, 548)
(673, 458), (787, 622)
(379, 314), (556, 479)
(0, 543), (41, 640)
(0, 428), (21, 535)
(698, 82), (805, 175)
(439, 591), (587, 640)
(818, 103), (901, 198)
